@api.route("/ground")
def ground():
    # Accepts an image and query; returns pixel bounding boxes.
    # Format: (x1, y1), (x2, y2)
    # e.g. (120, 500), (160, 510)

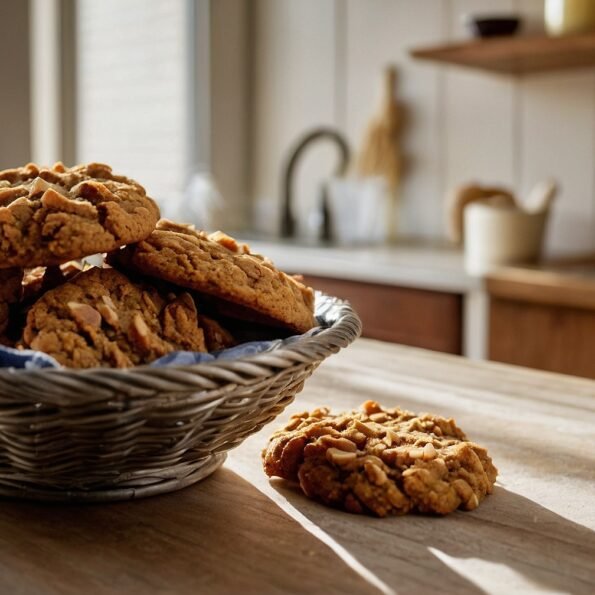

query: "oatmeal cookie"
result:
(263, 400), (497, 517)
(201, 315), (236, 351)
(22, 267), (208, 368)
(0, 262), (89, 346)
(22, 261), (87, 303)
(108, 220), (316, 334)
(0, 162), (160, 267)
(0, 267), (23, 340)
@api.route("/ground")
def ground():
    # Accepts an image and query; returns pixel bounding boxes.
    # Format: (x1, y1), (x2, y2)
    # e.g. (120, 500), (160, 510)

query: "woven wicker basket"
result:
(0, 293), (360, 502)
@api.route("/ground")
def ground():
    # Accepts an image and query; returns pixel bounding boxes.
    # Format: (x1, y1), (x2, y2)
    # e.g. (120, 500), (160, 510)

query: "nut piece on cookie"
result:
(0, 162), (160, 267)
(107, 219), (316, 334)
(21, 267), (208, 368)
(262, 402), (498, 517)
(68, 302), (102, 329)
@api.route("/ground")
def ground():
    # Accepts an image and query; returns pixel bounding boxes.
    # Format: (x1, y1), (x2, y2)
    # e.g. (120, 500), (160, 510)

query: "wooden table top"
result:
(1, 339), (594, 595)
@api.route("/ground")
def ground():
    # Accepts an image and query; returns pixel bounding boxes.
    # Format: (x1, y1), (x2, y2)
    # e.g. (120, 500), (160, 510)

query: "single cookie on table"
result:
(0, 267), (24, 340)
(107, 220), (316, 334)
(0, 162), (160, 267)
(21, 267), (209, 368)
(262, 400), (498, 517)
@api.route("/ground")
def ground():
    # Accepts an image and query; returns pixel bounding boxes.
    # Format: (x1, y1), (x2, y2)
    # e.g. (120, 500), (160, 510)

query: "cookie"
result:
(263, 400), (497, 517)
(0, 162), (160, 267)
(22, 267), (208, 368)
(0, 267), (23, 339)
(108, 220), (316, 334)
(0, 263), (90, 346)
(201, 315), (236, 351)
(22, 261), (87, 304)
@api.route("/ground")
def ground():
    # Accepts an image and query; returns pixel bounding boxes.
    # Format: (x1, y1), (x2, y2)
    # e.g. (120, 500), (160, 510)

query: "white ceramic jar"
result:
(464, 204), (549, 276)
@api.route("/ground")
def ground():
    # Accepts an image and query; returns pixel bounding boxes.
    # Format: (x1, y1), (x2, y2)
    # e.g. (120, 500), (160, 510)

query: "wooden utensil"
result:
(354, 66), (402, 192)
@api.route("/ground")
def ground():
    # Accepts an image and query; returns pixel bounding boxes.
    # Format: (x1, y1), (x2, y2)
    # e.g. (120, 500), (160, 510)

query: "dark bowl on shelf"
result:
(468, 16), (522, 38)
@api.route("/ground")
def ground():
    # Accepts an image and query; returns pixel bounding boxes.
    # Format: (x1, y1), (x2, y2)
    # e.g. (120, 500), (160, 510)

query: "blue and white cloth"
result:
(0, 325), (324, 370)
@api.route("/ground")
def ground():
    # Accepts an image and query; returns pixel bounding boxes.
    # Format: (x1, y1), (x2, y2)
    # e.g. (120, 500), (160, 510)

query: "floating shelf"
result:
(410, 33), (595, 74)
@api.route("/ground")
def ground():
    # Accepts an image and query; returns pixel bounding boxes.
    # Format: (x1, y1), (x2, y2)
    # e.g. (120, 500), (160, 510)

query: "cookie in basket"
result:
(107, 220), (316, 334)
(21, 266), (212, 368)
(0, 267), (23, 341)
(200, 314), (236, 351)
(22, 261), (88, 303)
(263, 400), (498, 517)
(0, 262), (93, 347)
(0, 162), (160, 267)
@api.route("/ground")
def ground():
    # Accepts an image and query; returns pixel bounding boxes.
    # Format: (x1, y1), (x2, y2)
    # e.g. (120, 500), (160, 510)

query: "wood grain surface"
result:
(411, 32), (595, 74)
(1, 339), (594, 595)
(487, 266), (595, 378)
(487, 266), (595, 311)
(490, 297), (595, 379)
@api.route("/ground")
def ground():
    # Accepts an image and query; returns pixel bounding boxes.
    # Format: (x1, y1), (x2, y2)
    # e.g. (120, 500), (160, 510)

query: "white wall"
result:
(249, 0), (595, 256)
(250, 0), (340, 239)
(0, 0), (30, 169)
(211, 0), (251, 230)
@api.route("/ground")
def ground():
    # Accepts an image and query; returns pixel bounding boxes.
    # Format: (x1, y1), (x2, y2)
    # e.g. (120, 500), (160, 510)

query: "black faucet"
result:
(280, 127), (350, 239)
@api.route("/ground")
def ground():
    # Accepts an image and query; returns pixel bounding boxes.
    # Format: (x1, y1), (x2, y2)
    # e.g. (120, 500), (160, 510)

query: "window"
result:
(30, 0), (244, 230)
(75, 0), (193, 207)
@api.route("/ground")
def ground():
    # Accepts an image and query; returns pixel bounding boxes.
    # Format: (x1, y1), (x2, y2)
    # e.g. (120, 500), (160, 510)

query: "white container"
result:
(326, 176), (390, 245)
(464, 204), (549, 276)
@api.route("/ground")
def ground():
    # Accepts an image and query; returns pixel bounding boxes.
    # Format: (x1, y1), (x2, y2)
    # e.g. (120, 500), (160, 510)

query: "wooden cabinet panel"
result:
(489, 298), (595, 379)
(303, 275), (463, 354)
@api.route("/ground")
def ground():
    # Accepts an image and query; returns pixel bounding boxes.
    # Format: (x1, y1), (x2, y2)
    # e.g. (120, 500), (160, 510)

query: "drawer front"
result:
(302, 275), (463, 355)
(489, 297), (595, 379)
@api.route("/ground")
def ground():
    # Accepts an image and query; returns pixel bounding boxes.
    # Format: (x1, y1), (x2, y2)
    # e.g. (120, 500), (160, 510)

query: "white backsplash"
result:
(249, 0), (595, 256)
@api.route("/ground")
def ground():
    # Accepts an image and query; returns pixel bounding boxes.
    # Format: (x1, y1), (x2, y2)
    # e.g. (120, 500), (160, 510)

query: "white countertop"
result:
(245, 239), (478, 293)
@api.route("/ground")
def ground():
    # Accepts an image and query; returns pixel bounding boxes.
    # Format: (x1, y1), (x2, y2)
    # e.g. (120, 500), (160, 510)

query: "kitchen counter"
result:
(245, 239), (487, 359)
(487, 261), (595, 378)
(488, 263), (595, 309)
(1, 339), (593, 594)
(246, 239), (479, 293)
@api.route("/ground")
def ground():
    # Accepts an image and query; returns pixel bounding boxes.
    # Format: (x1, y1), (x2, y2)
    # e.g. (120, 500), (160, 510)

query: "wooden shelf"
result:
(410, 33), (595, 74)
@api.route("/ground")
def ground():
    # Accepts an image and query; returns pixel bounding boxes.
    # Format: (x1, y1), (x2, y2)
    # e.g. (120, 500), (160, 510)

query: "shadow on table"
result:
(2, 467), (594, 595)
(269, 482), (595, 595)
(0, 468), (376, 595)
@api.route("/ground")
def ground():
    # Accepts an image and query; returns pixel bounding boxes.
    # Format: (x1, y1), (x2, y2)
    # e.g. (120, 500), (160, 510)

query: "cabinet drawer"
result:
(302, 275), (463, 355)
(489, 297), (595, 379)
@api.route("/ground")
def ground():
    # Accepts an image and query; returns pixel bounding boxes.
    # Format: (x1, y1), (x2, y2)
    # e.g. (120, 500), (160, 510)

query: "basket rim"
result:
(0, 292), (362, 379)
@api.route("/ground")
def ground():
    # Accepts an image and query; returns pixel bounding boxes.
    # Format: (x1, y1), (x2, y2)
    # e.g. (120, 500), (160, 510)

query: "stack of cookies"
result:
(0, 162), (316, 368)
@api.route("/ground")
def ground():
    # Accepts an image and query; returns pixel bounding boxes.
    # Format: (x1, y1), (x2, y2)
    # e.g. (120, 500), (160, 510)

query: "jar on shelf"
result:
(545, 0), (595, 36)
